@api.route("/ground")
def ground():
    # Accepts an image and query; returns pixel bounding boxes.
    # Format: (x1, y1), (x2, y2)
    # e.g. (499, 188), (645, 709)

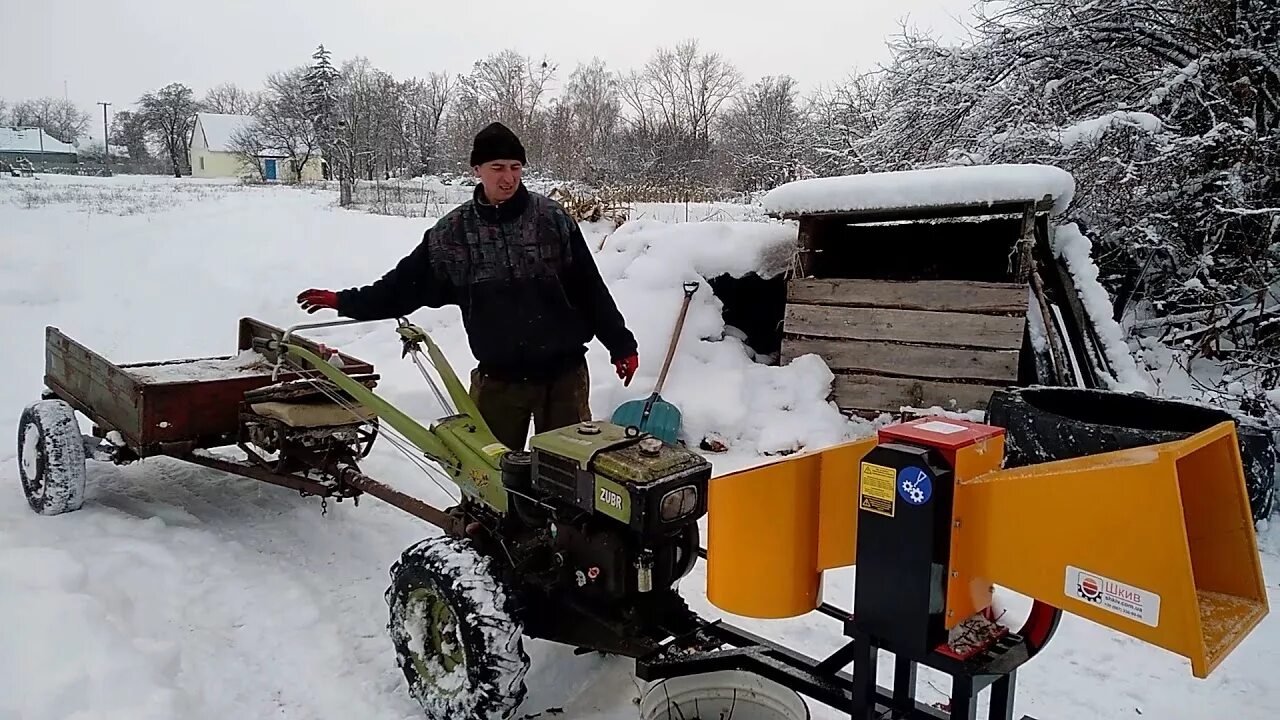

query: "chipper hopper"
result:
(689, 414), (1269, 718)
(16, 316), (1271, 720)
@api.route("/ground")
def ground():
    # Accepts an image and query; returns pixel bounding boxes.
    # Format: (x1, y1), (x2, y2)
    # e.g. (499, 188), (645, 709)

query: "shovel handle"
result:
(653, 282), (699, 396)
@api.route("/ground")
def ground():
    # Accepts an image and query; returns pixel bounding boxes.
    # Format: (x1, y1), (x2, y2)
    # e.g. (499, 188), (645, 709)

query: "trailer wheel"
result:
(386, 535), (529, 720)
(17, 399), (88, 516)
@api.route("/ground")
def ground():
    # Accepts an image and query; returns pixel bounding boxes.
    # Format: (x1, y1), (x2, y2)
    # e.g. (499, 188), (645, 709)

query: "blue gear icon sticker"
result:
(897, 466), (932, 505)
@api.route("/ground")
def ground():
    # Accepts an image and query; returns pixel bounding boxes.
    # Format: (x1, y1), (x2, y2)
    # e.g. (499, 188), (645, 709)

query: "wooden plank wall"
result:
(781, 279), (1028, 416)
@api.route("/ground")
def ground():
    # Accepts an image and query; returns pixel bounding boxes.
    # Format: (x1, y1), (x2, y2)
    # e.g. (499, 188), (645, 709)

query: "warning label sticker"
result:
(1065, 565), (1161, 627)
(859, 462), (896, 517)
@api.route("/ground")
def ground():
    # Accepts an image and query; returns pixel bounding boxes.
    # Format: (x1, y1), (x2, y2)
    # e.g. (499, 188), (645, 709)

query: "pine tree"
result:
(304, 44), (348, 203)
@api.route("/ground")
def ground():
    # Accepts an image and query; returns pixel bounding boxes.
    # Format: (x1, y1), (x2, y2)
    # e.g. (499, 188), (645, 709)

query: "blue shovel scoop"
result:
(610, 281), (699, 444)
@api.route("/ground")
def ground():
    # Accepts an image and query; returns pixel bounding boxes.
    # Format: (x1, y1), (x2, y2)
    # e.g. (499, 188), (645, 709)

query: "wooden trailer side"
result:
(43, 326), (146, 446)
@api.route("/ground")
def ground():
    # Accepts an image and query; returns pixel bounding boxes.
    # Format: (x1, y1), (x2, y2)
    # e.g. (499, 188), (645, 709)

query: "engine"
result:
(499, 420), (711, 602)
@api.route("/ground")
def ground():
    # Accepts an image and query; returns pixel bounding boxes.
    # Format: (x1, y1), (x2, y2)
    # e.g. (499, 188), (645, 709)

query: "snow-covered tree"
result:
(828, 0), (1279, 405)
(304, 44), (347, 201)
(718, 75), (809, 191)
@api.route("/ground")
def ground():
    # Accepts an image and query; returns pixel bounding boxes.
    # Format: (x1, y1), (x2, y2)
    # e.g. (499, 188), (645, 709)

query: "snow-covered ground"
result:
(0, 174), (1277, 720)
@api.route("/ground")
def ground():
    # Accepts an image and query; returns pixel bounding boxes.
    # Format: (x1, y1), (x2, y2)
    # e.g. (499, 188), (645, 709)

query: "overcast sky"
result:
(2, 0), (975, 143)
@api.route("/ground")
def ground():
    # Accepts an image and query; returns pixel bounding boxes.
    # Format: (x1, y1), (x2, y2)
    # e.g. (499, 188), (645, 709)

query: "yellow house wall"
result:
(299, 156), (327, 182)
(192, 149), (255, 179)
(256, 155), (325, 183)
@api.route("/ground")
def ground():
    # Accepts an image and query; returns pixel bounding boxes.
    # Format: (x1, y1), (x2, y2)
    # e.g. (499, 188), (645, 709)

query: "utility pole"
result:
(98, 102), (112, 174)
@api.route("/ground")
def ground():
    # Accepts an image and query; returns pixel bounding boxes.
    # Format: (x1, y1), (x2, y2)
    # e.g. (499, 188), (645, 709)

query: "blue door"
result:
(264, 159), (277, 181)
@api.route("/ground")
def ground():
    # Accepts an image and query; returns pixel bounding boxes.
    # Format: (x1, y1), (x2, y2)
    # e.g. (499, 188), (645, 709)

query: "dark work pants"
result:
(468, 360), (592, 451)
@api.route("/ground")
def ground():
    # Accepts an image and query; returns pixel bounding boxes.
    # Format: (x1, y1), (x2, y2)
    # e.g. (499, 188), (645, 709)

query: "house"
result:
(0, 126), (79, 165)
(189, 112), (326, 182)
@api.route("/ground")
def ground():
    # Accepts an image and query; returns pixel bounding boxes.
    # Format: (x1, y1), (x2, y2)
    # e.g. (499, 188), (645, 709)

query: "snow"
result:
(121, 350), (274, 383)
(19, 425), (38, 480)
(595, 217), (797, 282)
(194, 112), (256, 152)
(0, 126), (77, 155)
(1051, 222), (1154, 393)
(761, 163), (1077, 218)
(0, 175), (1277, 720)
(590, 219), (853, 456)
(1055, 111), (1164, 148)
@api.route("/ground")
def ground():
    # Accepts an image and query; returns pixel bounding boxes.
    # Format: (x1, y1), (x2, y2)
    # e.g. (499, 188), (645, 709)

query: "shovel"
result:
(611, 281), (699, 444)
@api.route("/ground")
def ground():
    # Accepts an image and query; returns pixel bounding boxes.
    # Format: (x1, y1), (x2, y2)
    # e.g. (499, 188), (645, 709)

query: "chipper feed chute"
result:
(703, 415), (1268, 717)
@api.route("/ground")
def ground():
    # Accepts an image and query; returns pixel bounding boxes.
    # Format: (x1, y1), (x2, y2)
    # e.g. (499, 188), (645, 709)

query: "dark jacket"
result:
(336, 184), (637, 382)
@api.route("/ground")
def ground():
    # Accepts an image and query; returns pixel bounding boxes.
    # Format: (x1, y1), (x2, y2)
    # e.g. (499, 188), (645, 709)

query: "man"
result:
(296, 122), (639, 450)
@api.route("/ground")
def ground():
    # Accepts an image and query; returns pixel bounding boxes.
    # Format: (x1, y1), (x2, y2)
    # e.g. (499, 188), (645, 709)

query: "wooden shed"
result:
(763, 164), (1116, 418)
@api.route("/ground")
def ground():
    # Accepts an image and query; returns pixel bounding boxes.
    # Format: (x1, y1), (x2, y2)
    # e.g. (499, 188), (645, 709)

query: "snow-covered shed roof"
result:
(763, 164), (1076, 220)
(195, 112), (256, 152)
(0, 126), (77, 155)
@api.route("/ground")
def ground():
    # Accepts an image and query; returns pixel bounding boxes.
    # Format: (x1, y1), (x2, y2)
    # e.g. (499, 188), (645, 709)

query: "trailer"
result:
(23, 317), (456, 528)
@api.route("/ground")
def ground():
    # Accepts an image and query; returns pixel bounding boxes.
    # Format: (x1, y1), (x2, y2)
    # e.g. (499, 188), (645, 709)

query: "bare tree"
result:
(540, 99), (578, 179)
(618, 39), (742, 184)
(0, 99), (8, 126)
(137, 83), (199, 176)
(562, 59), (622, 180)
(227, 123), (269, 181)
(567, 59), (621, 146)
(331, 57), (382, 197)
(201, 83), (263, 115)
(718, 75), (808, 191)
(402, 72), (453, 175)
(247, 68), (322, 182)
(456, 49), (557, 159)
(9, 97), (91, 143)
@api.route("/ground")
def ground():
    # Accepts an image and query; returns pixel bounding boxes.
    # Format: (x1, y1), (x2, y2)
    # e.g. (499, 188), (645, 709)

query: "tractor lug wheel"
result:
(386, 535), (529, 720)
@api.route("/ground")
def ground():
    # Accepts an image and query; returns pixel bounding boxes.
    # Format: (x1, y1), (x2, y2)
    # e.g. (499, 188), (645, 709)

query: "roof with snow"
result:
(762, 163), (1076, 221)
(194, 113), (256, 152)
(0, 127), (77, 155)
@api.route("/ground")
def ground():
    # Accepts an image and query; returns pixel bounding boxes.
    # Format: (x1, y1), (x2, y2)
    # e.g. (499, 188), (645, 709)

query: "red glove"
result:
(297, 289), (338, 314)
(614, 353), (638, 387)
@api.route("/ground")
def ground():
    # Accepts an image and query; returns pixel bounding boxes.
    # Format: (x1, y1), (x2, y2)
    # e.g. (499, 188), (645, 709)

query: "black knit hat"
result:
(470, 122), (527, 167)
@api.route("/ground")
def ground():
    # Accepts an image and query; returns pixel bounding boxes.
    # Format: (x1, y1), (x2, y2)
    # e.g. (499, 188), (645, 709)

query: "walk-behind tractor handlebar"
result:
(265, 317), (714, 717)
(19, 316), (1271, 720)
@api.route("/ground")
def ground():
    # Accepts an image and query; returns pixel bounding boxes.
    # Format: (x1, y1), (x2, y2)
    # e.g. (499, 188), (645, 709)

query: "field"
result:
(0, 173), (1277, 720)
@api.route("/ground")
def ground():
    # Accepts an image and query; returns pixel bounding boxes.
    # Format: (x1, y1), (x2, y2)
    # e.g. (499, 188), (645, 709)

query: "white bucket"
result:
(639, 670), (811, 720)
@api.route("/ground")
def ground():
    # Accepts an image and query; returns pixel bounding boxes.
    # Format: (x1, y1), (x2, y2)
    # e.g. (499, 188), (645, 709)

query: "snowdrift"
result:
(589, 218), (864, 456)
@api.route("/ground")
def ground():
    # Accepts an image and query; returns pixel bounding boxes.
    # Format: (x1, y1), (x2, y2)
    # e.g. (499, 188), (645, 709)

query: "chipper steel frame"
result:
(16, 316), (1270, 720)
